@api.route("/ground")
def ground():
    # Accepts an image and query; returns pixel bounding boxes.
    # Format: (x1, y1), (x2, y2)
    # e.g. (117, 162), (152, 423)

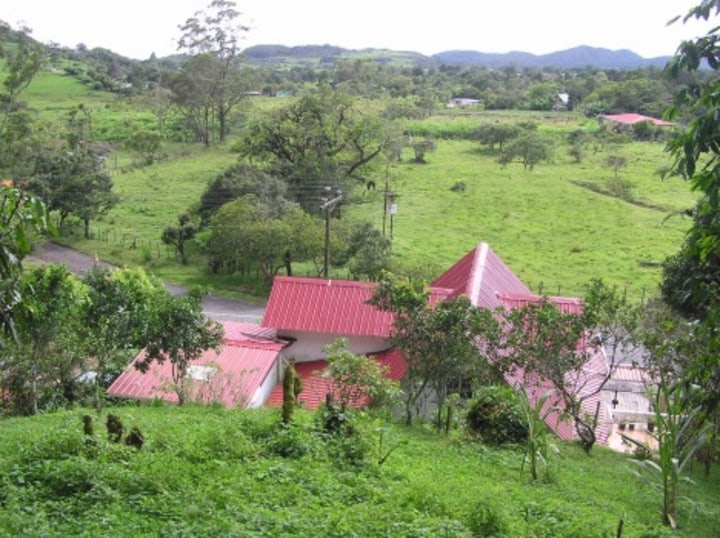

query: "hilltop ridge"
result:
(241, 44), (671, 69)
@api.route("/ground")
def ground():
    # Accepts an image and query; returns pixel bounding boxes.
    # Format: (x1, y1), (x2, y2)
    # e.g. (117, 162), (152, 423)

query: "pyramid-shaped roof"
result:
(432, 242), (530, 309)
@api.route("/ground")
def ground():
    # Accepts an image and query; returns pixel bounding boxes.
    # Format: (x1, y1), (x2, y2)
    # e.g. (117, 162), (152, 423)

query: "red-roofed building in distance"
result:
(598, 113), (675, 128)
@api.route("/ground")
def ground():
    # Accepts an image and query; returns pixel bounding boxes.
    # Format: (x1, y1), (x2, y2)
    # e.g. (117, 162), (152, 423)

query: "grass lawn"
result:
(0, 405), (716, 537)
(28, 68), (695, 304)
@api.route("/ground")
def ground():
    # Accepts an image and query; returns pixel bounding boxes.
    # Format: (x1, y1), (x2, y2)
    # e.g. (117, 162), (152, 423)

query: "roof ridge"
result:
(275, 276), (376, 288)
(468, 242), (488, 304)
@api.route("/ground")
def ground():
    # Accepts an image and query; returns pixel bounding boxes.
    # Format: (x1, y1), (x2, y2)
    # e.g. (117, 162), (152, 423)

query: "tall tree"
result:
(501, 280), (638, 452)
(236, 87), (394, 210)
(0, 187), (50, 345)
(176, 0), (250, 143)
(205, 195), (323, 280)
(497, 131), (554, 170)
(81, 266), (164, 410)
(369, 273), (502, 425)
(198, 163), (292, 225)
(162, 212), (198, 265)
(29, 120), (117, 238)
(0, 22), (46, 179)
(662, 1), (720, 416)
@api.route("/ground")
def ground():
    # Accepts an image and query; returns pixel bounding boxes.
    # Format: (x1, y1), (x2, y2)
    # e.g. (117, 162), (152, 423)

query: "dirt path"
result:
(29, 242), (266, 323)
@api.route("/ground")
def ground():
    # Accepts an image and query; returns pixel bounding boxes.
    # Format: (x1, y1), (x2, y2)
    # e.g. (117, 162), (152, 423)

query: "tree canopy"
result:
(235, 88), (394, 210)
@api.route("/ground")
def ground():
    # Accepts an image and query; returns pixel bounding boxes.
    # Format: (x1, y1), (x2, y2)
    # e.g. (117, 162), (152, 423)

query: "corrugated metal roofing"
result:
(504, 348), (611, 445)
(612, 364), (654, 384)
(261, 277), (395, 337)
(500, 293), (584, 315)
(432, 243), (530, 309)
(107, 321), (285, 407)
(265, 349), (406, 410)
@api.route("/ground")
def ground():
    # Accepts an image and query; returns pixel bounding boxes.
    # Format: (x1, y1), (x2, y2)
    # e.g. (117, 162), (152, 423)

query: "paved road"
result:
(29, 242), (266, 323)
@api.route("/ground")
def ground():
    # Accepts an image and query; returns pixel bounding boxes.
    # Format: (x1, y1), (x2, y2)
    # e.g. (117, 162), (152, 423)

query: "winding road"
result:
(29, 242), (266, 323)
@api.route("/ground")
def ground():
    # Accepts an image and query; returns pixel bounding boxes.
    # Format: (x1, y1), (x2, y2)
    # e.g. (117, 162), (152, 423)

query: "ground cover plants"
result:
(0, 404), (717, 537)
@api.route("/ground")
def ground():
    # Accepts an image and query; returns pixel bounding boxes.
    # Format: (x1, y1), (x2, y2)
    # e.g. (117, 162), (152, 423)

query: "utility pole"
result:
(321, 191), (342, 278)
(383, 176), (396, 238)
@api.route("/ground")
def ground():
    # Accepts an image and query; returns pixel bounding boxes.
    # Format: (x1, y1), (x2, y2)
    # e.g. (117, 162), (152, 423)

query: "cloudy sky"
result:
(2, 0), (715, 60)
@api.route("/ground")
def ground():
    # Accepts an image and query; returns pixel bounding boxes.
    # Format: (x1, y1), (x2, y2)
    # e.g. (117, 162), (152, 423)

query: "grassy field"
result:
(0, 405), (717, 537)
(53, 134), (695, 303)
(21, 68), (697, 302)
(346, 137), (694, 300)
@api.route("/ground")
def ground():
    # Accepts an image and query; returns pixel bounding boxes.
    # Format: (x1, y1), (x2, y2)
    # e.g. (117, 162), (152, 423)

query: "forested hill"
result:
(242, 44), (671, 69)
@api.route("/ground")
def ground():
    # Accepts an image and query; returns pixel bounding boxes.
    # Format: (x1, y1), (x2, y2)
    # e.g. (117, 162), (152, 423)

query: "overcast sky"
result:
(2, 0), (716, 61)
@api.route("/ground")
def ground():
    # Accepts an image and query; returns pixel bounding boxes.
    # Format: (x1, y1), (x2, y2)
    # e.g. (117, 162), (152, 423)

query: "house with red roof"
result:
(259, 276), (449, 409)
(108, 242), (647, 450)
(431, 242), (613, 446)
(260, 276), (395, 361)
(107, 321), (289, 408)
(598, 113), (674, 128)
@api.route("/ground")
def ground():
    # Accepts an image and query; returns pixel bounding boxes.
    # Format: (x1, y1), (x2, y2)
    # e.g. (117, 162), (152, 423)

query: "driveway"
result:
(28, 242), (266, 323)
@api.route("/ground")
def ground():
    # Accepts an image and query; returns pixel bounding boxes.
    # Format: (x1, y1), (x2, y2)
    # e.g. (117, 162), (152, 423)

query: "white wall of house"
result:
(276, 330), (391, 361)
(247, 360), (281, 408)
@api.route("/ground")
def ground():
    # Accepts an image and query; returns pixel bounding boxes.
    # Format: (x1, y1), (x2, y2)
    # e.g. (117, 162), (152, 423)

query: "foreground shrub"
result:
(466, 385), (527, 445)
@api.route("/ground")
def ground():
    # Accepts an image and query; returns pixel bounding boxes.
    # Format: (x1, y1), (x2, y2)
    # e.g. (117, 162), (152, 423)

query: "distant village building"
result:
(447, 97), (482, 108)
(553, 92), (570, 111)
(597, 113), (674, 128)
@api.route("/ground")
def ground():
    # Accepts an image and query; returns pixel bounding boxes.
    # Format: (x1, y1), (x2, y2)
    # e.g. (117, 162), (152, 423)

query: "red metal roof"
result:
(261, 276), (395, 337)
(432, 243), (616, 444)
(504, 347), (611, 445)
(600, 113), (674, 127)
(612, 364), (654, 384)
(107, 321), (286, 407)
(265, 349), (406, 410)
(432, 242), (530, 309)
(500, 292), (584, 315)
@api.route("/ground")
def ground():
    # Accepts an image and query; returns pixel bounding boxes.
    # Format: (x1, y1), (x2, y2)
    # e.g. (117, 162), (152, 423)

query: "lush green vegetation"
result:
(50, 126), (694, 302)
(0, 405), (717, 537)
(3, 5), (720, 536)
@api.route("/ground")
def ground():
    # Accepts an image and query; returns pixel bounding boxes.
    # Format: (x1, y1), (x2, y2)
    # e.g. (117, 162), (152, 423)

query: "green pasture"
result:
(0, 405), (716, 537)
(347, 139), (695, 300)
(55, 135), (696, 302)
(19, 68), (696, 301)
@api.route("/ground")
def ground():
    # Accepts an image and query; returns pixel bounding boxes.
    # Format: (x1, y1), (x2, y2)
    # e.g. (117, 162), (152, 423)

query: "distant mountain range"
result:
(242, 44), (671, 69)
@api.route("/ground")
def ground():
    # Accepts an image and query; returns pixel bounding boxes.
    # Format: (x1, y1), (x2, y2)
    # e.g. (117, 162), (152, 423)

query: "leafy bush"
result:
(264, 423), (317, 459)
(465, 500), (507, 537)
(466, 385), (528, 445)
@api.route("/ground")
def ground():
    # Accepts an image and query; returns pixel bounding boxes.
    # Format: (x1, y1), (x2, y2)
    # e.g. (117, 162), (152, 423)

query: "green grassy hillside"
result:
(0, 405), (717, 537)
(20, 68), (695, 302)
(347, 138), (694, 300)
